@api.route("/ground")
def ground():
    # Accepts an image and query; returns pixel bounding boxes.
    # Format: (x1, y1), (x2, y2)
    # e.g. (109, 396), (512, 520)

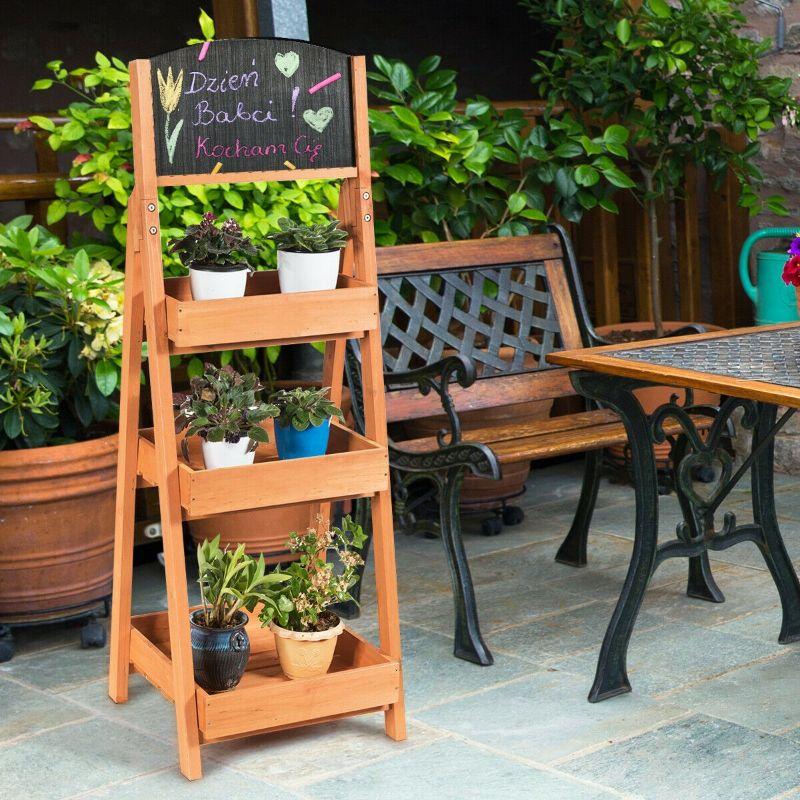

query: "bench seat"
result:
(396, 409), (713, 464)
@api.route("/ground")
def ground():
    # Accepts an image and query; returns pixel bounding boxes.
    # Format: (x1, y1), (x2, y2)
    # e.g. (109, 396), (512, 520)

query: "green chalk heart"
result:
(274, 51), (300, 78)
(303, 107), (334, 133)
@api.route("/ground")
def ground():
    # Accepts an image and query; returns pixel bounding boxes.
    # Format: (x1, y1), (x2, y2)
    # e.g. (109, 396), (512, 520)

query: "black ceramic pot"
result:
(189, 609), (250, 693)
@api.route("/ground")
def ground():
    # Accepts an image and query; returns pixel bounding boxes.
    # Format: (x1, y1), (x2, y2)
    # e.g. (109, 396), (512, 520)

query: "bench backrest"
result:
(346, 228), (594, 426)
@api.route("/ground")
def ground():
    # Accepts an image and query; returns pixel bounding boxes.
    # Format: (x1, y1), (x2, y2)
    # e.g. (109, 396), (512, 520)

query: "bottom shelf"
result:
(129, 609), (401, 742)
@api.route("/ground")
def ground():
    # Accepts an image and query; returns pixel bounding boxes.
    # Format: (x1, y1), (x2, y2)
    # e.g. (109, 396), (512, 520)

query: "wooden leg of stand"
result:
(109, 203), (145, 704)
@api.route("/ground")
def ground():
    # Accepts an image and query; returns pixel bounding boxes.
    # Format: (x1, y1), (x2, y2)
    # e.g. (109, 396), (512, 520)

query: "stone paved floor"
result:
(7, 460), (800, 798)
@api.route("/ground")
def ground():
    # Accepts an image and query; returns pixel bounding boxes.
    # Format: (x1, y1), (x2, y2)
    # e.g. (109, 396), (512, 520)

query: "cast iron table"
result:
(548, 323), (800, 703)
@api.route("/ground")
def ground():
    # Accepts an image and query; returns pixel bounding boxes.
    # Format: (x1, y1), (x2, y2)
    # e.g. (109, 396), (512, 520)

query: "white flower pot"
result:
(277, 250), (341, 294)
(201, 437), (256, 470)
(189, 264), (249, 301)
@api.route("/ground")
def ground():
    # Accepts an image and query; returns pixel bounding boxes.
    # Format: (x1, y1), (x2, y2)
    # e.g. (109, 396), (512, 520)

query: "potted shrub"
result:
(193, 536), (290, 693)
(168, 212), (258, 300)
(269, 386), (344, 460)
(0, 217), (123, 658)
(260, 515), (365, 679)
(267, 217), (349, 294)
(175, 363), (278, 470)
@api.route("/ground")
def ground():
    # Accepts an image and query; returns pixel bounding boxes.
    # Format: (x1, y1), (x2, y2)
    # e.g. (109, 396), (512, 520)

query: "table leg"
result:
(751, 403), (800, 643)
(572, 372), (660, 702)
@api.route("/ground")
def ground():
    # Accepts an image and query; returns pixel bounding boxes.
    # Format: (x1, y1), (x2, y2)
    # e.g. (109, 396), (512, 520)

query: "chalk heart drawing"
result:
(303, 107), (334, 133)
(275, 51), (300, 78)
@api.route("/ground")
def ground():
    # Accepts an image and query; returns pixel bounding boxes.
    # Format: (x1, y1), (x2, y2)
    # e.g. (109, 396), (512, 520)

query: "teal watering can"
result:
(739, 226), (800, 325)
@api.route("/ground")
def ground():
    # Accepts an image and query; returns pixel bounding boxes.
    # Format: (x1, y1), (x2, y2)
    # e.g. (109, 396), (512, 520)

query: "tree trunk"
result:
(641, 168), (664, 338)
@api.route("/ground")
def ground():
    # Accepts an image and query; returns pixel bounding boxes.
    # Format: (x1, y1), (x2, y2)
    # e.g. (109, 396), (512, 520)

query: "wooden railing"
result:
(0, 109), (751, 329)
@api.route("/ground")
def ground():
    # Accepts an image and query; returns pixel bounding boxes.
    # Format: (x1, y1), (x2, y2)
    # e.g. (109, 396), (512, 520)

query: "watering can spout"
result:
(738, 227), (799, 325)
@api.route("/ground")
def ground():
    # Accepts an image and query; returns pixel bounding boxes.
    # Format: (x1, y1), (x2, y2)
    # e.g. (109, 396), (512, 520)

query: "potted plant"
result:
(260, 515), (365, 679)
(175, 363), (278, 470)
(193, 536), (290, 693)
(168, 212), (258, 300)
(267, 217), (349, 294)
(0, 217), (123, 659)
(269, 386), (344, 460)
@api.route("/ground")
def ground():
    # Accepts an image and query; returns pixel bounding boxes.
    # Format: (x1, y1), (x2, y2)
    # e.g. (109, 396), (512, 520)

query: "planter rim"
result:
(189, 608), (248, 630)
(0, 430), (118, 468)
(270, 616), (344, 641)
(189, 262), (251, 273)
(277, 248), (341, 256)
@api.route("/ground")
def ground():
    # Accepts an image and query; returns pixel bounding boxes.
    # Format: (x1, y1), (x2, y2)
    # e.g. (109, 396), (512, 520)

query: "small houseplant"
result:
(781, 234), (800, 311)
(260, 515), (365, 679)
(193, 536), (290, 692)
(267, 217), (349, 294)
(175, 363), (278, 470)
(168, 212), (258, 300)
(269, 386), (344, 460)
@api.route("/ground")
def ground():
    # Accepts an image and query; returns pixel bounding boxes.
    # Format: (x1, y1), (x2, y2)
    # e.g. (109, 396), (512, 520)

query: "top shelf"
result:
(162, 271), (378, 353)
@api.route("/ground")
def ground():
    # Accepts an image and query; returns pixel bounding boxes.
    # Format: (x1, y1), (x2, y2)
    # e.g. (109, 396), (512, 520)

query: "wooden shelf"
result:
(130, 609), (401, 743)
(163, 272), (378, 352)
(136, 422), (389, 518)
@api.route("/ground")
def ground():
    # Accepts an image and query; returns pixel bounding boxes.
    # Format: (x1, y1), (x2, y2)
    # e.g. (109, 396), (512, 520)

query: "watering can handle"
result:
(739, 226), (797, 303)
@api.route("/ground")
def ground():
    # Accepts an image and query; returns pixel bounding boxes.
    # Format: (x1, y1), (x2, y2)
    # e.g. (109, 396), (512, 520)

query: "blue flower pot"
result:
(274, 418), (331, 460)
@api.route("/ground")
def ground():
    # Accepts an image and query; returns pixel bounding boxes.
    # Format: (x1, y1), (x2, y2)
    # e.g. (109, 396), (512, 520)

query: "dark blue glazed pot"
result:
(189, 609), (250, 693)
(274, 418), (331, 460)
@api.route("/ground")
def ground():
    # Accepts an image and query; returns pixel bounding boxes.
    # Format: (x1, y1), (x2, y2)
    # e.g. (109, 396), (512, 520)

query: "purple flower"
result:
(789, 235), (800, 257)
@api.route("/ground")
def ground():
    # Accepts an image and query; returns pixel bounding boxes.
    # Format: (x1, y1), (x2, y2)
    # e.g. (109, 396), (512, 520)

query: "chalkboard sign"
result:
(149, 39), (354, 176)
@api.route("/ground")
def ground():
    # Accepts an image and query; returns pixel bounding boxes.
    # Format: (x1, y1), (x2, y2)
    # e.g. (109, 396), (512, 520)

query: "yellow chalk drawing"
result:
(156, 67), (185, 165)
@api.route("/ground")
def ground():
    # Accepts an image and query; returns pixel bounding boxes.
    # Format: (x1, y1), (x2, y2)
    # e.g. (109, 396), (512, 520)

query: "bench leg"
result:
(555, 448), (602, 567)
(439, 468), (493, 666)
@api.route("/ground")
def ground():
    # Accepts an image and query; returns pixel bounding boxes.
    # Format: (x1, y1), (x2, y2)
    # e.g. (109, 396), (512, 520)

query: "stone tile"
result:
(415, 670), (687, 765)
(0, 675), (90, 743)
(554, 621), (785, 698)
(666, 650), (800, 735)
(208, 715), (444, 789)
(81, 765), (299, 799)
(0, 636), (110, 693)
(397, 624), (533, 711)
(62, 674), (177, 743)
(485, 600), (667, 666)
(0, 717), (173, 800)
(711, 606), (785, 644)
(561, 714), (800, 800)
(305, 738), (619, 800)
(3, 618), (105, 659)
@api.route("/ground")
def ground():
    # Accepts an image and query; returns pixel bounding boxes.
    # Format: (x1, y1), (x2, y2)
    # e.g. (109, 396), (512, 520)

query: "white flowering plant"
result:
(0, 216), (123, 448)
(259, 514), (366, 633)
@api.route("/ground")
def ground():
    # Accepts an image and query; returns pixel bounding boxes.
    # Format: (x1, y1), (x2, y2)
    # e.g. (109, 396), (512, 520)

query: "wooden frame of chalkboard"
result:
(107, 40), (406, 781)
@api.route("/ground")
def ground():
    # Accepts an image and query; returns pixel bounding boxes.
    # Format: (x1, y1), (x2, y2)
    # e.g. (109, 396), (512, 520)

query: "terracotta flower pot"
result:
(596, 322), (723, 471)
(0, 433), (117, 622)
(270, 616), (344, 679)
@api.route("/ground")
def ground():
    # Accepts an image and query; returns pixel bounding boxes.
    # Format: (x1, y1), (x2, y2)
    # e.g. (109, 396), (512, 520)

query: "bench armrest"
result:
(385, 354), (476, 446)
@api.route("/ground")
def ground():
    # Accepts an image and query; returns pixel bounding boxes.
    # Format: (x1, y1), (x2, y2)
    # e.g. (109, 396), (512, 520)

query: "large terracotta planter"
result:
(0, 433), (117, 622)
(597, 322), (723, 471)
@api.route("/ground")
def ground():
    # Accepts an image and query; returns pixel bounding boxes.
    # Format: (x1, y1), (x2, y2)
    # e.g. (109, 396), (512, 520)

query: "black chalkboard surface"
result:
(149, 39), (354, 176)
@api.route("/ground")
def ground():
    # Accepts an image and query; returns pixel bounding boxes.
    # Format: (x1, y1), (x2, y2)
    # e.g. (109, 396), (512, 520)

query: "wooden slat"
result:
(130, 628), (174, 700)
(212, 0), (260, 37)
(545, 259), (583, 351)
(634, 199), (655, 322)
(591, 209), (620, 325)
(386, 368), (576, 423)
(676, 165), (703, 321)
(156, 167), (356, 186)
(376, 234), (563, 275)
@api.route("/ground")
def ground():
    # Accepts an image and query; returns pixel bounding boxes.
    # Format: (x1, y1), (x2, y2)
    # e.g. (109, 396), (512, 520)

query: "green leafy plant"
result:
(196, 536), (290, 628)
(367, 54), (630, 244)
(522, 0), (798, 335)
(168, 212), (258, 269)
(259, 515), (366, 632)
(270, 386), (344, 432)
(175, 363), (278, 455)
(266, 217), (349, 253)
(0, 216), (123, 449)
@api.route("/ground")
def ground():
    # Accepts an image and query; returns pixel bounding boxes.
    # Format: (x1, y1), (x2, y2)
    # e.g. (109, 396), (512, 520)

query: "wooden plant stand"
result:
(107, 40), (406, 780)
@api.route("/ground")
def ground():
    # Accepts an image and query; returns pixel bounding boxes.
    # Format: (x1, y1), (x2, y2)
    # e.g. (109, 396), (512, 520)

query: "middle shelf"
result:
(137, 421), (389, 518)
(163, 271), (379, 352)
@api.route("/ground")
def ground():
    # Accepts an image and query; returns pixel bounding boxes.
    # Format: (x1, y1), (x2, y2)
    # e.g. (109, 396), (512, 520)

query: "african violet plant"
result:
(168, 212), (258, 269)
(367, 53), (631, 244)
(270, 386), (344, 431)
(175, 363), (278, 456)
(0, 216), (122, 449)
(266, 218), (349, 254)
